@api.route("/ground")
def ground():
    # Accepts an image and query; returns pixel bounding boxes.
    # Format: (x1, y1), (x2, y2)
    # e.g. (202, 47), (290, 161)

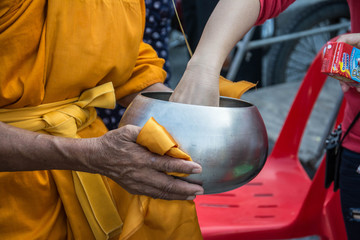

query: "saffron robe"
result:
(0, 0), (202, 239)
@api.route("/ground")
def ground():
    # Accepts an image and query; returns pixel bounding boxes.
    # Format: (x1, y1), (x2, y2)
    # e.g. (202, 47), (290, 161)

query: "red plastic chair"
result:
(195, 47), (347, 240)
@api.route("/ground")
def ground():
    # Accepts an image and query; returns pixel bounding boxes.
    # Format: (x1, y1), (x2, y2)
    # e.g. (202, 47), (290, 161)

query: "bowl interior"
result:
(141, 91), (254, 108)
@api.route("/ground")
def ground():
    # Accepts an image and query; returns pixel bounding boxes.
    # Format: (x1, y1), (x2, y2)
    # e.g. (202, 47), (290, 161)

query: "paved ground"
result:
(242, 79), (343, 170)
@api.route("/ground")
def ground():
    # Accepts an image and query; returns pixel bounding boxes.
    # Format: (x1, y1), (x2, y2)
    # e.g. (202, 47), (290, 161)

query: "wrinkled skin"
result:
(95, 125), (204, 200)
(0, 121), (204, 200)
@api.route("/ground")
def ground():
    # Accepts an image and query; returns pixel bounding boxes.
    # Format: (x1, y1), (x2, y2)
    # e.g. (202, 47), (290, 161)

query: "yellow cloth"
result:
(0, 82), (123, 240)
(0, 1), (202, 240)
(136, 117), (192, 178)
(0, 0), (166, 109)
(114, 117), (201, 240)
(219, 76), (256, 99)
(0, 82), (203, 240)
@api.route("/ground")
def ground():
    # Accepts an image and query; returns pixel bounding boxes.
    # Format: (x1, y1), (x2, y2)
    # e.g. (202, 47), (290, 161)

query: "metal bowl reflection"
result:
(119, 92), (268, 194)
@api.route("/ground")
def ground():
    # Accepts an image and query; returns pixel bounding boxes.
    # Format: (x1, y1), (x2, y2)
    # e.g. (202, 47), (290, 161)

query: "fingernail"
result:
(195, 191), (204, 195)
(186, 196), (196, 200)
(192, 168), (202, 174)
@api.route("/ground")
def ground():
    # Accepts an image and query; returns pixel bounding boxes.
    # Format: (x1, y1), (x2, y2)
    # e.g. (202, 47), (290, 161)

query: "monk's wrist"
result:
(50, 136), (100, 173)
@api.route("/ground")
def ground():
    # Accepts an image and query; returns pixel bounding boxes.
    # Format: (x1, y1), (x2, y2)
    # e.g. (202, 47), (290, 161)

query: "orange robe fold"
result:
(0, 1), (201, 239)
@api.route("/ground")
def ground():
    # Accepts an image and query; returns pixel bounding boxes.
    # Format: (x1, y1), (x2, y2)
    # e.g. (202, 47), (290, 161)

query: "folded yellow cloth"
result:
(0, 82), (122, 240)
(136, 117), (192, 178)
(219, 76), (256, 99)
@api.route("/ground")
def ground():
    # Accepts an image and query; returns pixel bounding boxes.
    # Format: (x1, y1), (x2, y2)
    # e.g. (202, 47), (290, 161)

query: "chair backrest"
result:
(271, 50), (331, 159)
(269, 45), (345, 236)
(265, 46), (347, 238)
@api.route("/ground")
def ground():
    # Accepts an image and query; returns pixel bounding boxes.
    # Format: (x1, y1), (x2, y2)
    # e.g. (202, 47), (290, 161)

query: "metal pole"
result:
(226, 21), (349, 82)
(245, 22), (350, 50)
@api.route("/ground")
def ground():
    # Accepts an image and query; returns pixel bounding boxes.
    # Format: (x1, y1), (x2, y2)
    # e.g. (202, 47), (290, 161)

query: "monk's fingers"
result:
(129, 169), (204, 198)
(128, 183), (198, 200)
(148, 155), (202, 175)
(112, 123), (203, 175)
(122, 142), (203, 175)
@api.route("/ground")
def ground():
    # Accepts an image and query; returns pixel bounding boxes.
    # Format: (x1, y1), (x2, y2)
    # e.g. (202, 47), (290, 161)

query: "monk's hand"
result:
(93, 124), (204, 200)
(337, 34), (360, 93)
(169, 63), (220, 107)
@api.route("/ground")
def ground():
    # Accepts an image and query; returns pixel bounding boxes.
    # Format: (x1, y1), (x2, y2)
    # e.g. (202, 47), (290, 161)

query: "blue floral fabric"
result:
(97, 0), (174, 130)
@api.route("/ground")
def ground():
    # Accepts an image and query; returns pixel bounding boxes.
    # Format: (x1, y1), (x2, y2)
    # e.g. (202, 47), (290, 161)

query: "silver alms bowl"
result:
(119, 92), (268, 194)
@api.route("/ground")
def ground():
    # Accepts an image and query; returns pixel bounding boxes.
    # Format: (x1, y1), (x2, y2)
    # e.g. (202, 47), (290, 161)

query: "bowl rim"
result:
(140, 91), (255, 109)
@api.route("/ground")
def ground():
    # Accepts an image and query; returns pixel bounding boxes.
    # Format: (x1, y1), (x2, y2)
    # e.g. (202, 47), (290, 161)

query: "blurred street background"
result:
(168, 0), (349, 177)
(159, 1), (351, 239)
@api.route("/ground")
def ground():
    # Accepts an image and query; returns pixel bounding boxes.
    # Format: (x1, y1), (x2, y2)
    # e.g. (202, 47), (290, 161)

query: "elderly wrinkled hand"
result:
(337, 33), (360, 93)
(92, 125), (204, 200)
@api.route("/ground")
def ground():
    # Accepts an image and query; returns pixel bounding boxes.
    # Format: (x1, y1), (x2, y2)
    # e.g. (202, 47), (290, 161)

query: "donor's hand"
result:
(169, 63), (220, 107)
(337, 34), (360, 93)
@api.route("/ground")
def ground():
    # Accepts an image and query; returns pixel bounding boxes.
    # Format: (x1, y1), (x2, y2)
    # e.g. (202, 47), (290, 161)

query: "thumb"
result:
(339, 81), (350, 92)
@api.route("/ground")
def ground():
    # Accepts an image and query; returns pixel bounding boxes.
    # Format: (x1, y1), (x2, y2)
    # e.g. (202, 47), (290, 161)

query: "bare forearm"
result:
(0, 122), (93, 172)
(190, 0), (260, 72)
(0, 122), (205, 200)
